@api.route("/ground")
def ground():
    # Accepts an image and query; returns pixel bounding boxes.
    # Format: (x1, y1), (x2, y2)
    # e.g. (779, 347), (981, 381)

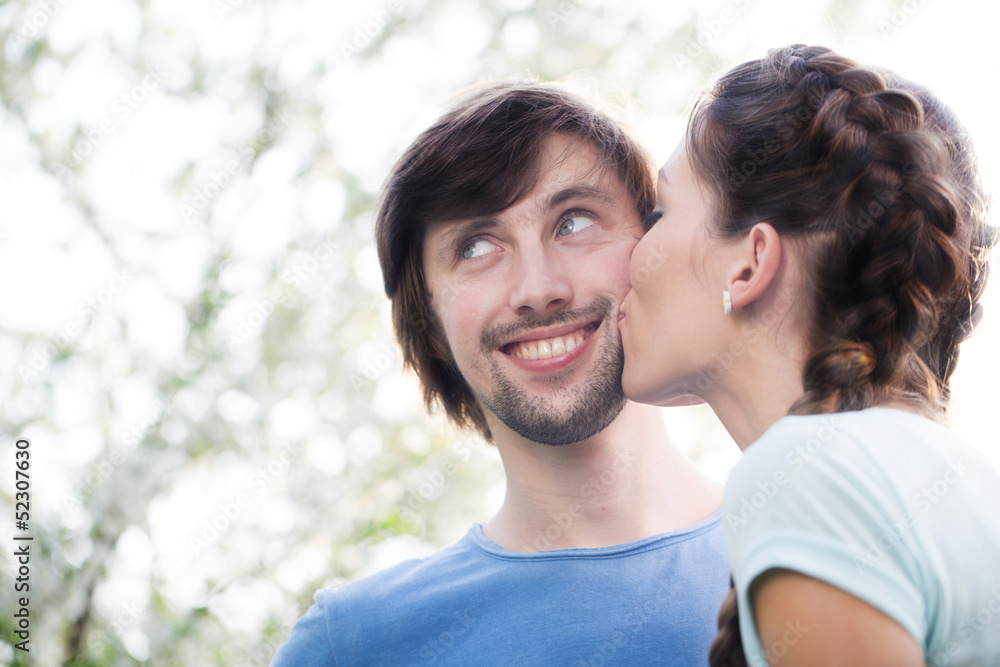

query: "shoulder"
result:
(723, 407), (969, 511)
(273, 531), (484, 666)
(722, 411), (926, 609)
(722, 409), (1000, 664)
(722, 411), (858, 520)
(319, 531), (485, 612)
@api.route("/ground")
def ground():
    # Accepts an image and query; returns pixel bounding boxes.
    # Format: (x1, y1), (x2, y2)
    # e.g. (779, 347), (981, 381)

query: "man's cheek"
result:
(608, 250), (638, 297)
(448, 308), (490, 365)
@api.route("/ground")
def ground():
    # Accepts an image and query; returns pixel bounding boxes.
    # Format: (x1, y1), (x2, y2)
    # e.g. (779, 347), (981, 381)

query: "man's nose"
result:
(508, 246), (573, 315)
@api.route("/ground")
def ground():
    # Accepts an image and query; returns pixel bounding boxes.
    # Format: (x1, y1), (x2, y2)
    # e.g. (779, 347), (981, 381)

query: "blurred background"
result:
(0, 0), (997, 664)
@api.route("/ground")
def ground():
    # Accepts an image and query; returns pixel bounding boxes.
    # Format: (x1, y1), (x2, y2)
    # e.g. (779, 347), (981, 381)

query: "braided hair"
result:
(688, 45), (996, 667)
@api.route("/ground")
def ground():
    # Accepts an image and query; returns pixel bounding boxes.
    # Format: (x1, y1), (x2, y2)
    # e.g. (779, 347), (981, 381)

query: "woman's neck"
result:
(703, 330), (808, 451)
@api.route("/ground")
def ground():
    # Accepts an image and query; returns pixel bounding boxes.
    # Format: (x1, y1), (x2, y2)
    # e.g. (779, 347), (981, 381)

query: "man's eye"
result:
(461, 238), (498, 260)
(557, 216), (597, 237)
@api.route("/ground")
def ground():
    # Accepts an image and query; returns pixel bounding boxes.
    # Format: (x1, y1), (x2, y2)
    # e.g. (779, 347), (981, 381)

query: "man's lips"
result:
(500, 321), (600, 360)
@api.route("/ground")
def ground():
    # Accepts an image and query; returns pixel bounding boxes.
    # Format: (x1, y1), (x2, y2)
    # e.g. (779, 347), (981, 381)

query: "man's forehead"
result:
(432, 142), (626, 229)
(537, 134), (615, 184)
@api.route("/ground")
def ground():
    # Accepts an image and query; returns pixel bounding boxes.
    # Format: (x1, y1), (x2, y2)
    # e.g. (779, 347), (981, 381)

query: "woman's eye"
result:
(461, 238), (498, 260)
(557, 216), (597, 237)
(641, 211), (664, 227)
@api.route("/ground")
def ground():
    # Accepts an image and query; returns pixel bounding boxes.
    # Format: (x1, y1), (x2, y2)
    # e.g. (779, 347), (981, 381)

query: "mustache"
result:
(480, 297), (615, 353)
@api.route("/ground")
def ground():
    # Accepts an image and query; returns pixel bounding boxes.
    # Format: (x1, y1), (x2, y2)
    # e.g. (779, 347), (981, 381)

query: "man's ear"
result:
(725, 222), (782, 312)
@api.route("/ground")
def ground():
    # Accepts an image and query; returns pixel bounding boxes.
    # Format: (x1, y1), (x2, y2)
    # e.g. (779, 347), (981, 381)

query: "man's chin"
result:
(483, 379), (628, 446)
(481, 303), (627, 445)
(498, 397), (626, 446)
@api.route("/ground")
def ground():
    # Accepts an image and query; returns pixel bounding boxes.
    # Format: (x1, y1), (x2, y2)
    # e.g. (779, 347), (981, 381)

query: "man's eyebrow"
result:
(434, 218), (498, 265)
(544, 185), (617, 211)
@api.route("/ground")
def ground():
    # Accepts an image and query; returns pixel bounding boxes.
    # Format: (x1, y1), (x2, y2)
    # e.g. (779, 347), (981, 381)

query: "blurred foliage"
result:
(0, 0), (989, 664)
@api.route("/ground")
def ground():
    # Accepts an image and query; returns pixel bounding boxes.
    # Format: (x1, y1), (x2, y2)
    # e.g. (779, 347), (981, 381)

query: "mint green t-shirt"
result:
(723, 408), (1000, 667)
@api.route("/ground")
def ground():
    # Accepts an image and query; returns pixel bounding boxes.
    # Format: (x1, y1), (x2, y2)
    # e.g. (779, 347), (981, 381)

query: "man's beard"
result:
(476, 297), (627, 445)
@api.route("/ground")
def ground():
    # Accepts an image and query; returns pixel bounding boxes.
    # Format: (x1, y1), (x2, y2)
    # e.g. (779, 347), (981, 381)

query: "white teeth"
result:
(511, 330), (588, 360)
(551, 338), (566, 355)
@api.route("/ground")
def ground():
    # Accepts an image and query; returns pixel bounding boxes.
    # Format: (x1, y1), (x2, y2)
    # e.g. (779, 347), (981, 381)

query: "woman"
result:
(619, 45), (1000, 666)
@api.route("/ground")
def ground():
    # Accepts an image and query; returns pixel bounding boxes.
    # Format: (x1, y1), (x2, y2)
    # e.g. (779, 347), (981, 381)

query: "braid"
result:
(686, 44), (996, 420)
(789, 52), (975, 416)
(708, 582), (747, 667)
(689, 47), (995, 661)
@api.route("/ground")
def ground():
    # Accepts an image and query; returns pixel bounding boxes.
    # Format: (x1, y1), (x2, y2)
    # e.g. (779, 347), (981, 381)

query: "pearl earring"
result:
(723, 290), (732, 314)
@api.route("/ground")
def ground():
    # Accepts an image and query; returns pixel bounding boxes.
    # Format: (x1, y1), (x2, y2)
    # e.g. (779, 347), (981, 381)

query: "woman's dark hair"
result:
(375, 82), (655, 441)
(691, 45), (996, 666)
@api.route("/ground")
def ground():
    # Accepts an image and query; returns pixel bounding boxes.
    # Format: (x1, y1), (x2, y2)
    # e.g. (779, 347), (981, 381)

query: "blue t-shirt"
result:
(723, 408), (1000, 667)
(273, 512), (730, 666)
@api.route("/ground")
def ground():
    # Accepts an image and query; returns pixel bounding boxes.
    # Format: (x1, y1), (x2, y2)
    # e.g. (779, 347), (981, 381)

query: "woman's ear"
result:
(726, 222), (782, 312)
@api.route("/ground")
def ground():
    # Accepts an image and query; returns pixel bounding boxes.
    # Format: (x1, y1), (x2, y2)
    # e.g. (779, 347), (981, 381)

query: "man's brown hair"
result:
(374, 81), (656, 440)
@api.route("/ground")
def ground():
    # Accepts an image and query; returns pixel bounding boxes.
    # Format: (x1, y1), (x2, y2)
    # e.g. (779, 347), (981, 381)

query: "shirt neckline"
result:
(466, 509), (722, 561)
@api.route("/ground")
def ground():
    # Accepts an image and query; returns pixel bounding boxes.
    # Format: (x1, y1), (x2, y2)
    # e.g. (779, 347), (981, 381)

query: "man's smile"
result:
(493, 320), (605, 375)
(501, 321), (599, 360)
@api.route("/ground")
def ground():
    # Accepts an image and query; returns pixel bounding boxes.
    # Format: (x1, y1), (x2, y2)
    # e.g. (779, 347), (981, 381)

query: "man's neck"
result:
(481, 402), (722, 552)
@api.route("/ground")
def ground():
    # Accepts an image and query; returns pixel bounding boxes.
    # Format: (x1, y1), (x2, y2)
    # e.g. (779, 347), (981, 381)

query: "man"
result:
(274, 82), (729, 666)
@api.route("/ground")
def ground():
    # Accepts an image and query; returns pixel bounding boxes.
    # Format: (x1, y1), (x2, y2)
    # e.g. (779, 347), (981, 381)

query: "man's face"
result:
(422, 134), (644, 445)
